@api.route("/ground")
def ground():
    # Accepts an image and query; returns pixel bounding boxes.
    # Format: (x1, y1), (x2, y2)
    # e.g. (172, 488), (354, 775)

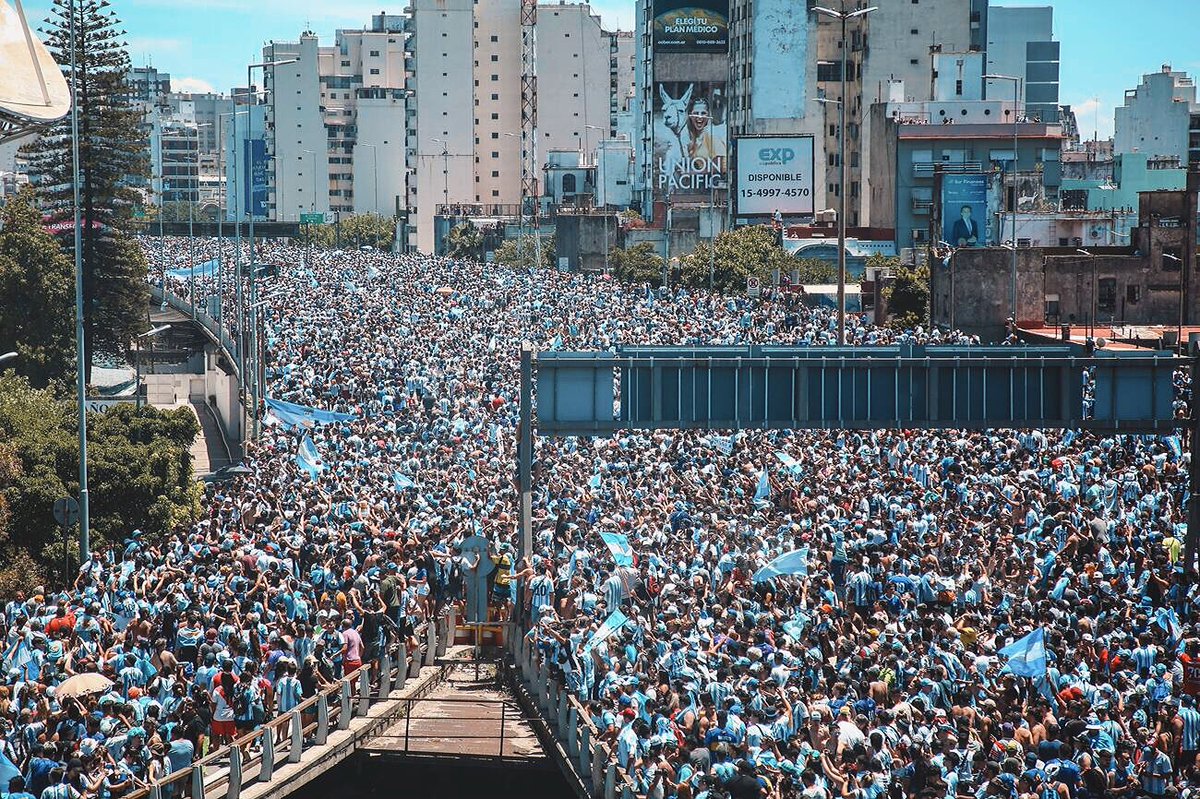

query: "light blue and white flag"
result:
(599, 531), (635, 567)
(582, 609), (629, 654)
(998, 627), (1047, 678)
(752, 547), (810, 583)
(1164, 435), (1183, 460)
(754, 468), (771, 501)
(296, 435), (324, 478)
(393, 471), (416, 490)
(588, 473), (602, 491)
(711, 436), (734, 456)
(774, 451), (803, 476)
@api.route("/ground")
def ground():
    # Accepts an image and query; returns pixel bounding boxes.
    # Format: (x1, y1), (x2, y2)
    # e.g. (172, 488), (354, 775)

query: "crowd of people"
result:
(0, 236), (1194, 799)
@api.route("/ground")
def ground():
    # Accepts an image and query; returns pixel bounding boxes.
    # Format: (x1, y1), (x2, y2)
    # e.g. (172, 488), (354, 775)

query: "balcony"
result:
(912, 161), (984, 177)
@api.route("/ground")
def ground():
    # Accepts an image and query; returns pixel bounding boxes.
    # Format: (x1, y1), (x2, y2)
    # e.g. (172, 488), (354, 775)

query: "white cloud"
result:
(173, 76), (216, 94)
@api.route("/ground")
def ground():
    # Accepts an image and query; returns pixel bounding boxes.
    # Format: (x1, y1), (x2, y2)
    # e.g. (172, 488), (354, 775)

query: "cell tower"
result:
(520, 0), (540, 245)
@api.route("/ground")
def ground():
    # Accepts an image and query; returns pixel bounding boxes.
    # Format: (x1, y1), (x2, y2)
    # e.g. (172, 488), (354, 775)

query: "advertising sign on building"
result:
(942, 173), (990, 247)
(652, 0), (729, 52)
(244, 139), (269, 219)
(733, 136), (815, 217)
(653, 81), (727, 195)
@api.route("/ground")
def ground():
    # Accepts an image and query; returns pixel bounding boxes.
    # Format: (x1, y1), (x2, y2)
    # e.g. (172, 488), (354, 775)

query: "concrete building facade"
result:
(1114, 66), (1199, 163)
(984, 5), (1060, 122)
(933, 179), (1200, 342)
(867, 98), (1065, 251)
(262, 15), (408, 223)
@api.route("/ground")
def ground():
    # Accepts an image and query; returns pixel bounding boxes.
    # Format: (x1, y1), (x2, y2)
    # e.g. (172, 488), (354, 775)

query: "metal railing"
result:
(913, 161), (984, 177)
(125, 614), (451, 799)
(508, 632), (637, 799)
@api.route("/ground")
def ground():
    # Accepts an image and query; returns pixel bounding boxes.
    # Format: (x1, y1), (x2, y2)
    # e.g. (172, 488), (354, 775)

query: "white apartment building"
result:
(408, 0), (626, 253)
(1114, 66), (1199, 163)
(262, 14), (408, 223)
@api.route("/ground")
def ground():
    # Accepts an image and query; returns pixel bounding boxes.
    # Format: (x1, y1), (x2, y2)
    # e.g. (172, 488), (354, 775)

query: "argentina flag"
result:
(599, 531), (635, 567)
(296, 435), (324, 478)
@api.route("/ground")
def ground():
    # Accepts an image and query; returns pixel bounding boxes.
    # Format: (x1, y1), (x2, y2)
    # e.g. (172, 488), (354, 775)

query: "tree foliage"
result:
(20, 0), (150, 382)
(883, 260), (930, 329)
(0, 189), (75, 387)
(297, 213), (394, 250)
(679, 225), (798, 293)
(608, 243), (665, 285)
(0, 374), (201, 587)
(444, 221), (484, 261)
(495, 234), (555, 271)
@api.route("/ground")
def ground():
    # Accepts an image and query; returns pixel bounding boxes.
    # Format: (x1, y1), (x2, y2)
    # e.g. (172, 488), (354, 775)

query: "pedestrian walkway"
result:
(364, 663), (547, 764)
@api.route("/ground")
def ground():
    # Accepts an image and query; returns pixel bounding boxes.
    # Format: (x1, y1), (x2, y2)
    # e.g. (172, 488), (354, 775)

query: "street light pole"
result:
(984, 73), (1021, 324)
(815, 3), (877, 345)
(1077, 248), (1096, 342)
(245, 59), (297, 442)
(68, 0), (90, 561)
(1165, 252), (1185, 350)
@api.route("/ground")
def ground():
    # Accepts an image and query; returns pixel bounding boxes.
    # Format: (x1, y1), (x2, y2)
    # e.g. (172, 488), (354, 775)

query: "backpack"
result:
(232, 683), (252, 719)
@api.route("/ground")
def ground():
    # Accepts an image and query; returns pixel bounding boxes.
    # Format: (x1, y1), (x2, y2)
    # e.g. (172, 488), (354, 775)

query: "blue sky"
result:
(27, 0), (1200, 139)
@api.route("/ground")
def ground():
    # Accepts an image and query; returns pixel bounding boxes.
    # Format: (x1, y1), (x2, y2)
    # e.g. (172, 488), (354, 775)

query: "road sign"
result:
(300, 213), (325, 224)
(747, 277), (762, 298)
(53, 497), (79, 528)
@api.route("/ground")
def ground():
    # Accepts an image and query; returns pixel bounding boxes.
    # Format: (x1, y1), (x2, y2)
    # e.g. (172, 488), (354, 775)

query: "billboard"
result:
(653, 0), (728, 52)
(733, 136), (815, 217)
(243, 138), (269, 219)
(653, 81), (727, 195)
(942, 173), (990, 248)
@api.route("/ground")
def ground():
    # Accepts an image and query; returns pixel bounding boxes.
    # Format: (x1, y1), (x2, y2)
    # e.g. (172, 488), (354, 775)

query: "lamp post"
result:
(1165, 252), (1184, 351)
(814, 2), (877, 345)
(189, 122), (214, 321)
(984, 73), (1021, 323)
(1077, 248), (1097, 342)
(67, 0), (90, 560)
(245, 58), (297, 441)
(134, 325), (170, 409)
(585, 124), (610, 274)
(431, 138), (450, 212)
(216, 111), (236, 327)
(0, 351), (17, 367)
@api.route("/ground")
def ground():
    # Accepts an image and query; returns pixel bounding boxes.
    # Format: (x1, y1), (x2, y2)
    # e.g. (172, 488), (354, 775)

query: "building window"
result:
(370, 68), (380, 75)
(492, 151), (499, 158)
(1127, 284), (1141, 304)
(910, 28), (919, 34)
(491, 35), (498, 42)
(1097, 278), (1117, 313)
(370, 50), (380, 57)
(491, 54), (499, 61)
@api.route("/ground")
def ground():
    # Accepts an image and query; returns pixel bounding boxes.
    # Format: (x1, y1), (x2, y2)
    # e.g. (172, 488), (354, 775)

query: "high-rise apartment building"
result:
(985, 5), (1060, 122)
(262, 15), (408, 223)
(408, 0), (627, 253)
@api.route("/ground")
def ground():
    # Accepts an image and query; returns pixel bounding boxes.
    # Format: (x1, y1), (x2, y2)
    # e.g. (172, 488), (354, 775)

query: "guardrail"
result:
(126, 613), (454, 799)
(369, 695), (516, 758)
(509, 632), (637, 799)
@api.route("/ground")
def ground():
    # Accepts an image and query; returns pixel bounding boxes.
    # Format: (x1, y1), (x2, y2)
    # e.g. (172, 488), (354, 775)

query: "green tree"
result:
(793, 257), (838, 285)
(21, 0), (150, 383)
(680, 225), (796, 293)
(608, 243), (666, 286)
(884, 260), (930, 329)
(495, 234), (555, 270)
(296, 213), (394, 250)
(0, 374), (200, 586)
(0, 189), (75, 387)
(444, 221), (484, 260)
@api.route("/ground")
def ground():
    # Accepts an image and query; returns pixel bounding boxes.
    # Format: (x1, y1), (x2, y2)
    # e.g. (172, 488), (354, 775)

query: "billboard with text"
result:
(733, 136), (815, 217)
(653, 0), (728, 52)
(244, 138), (269, 219)
(653, 81), (727, 195)
(942, 174), (990, 248)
